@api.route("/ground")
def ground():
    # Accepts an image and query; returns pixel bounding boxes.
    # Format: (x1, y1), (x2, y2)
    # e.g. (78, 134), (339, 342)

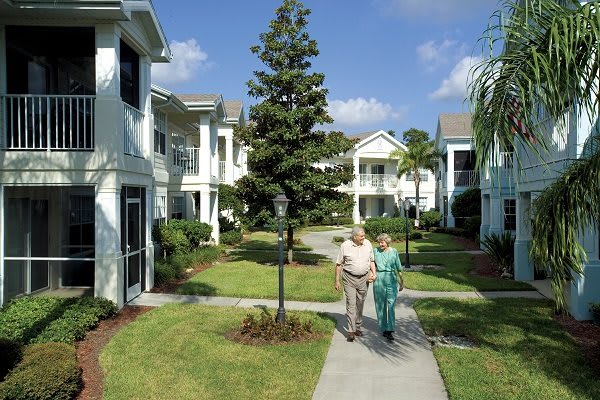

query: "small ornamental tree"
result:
(451, 187), (481, 220)
(389, 128), (440, 224)
(234, 0), (354, 262)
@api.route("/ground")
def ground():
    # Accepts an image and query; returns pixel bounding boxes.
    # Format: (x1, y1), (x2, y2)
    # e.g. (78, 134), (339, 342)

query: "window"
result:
(503, 199), (516, 231)
(154, 110), (167, 155)
(454, 150), (476, 171)
(172, 196), (184, 220)
(120, 40), (139, 109)
(154, 195), (166, 226)
(407, 197), (428, 212)
(406, 169), (429, 182)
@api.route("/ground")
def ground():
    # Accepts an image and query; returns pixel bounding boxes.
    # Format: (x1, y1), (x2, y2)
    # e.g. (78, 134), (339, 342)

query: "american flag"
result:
(506, 95), (536, 144)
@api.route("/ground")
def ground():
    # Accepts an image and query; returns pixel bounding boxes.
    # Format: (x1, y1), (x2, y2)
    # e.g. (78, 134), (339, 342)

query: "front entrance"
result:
(120, 187), (146, 302)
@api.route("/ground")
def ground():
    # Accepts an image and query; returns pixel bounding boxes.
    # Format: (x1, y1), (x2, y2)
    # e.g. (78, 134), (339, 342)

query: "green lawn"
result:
(176, 253), (340, 302)
(389, 232), (468, 252)
(101, 304), (335, 400)
(237, 230), (312, 251)
(414, 298), (600, 400)
(402, 253), (534, 291)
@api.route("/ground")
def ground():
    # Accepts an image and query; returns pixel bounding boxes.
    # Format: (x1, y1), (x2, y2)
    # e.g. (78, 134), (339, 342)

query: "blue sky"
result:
(151, 0), (502, 139)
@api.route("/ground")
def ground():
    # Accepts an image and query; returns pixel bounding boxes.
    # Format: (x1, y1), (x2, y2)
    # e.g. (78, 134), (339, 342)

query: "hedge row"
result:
(364, 217), (412, 240)
(0, 296), (117, 345)
(0, 342), (81, 400)
(154, 246), (223, 287)
(153, 219), (213, 256)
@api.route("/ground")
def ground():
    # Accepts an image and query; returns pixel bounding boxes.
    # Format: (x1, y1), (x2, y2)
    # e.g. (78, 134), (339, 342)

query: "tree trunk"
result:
(287, 225), (294, 264)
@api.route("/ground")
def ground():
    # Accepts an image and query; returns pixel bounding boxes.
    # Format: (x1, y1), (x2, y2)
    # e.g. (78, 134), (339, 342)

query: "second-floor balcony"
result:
(171, 147), (200, 176)
(1, 94), (145, 158)
(1, 94), (95, 151)
(342, 174), (399, 190)
(454, 170), (480, 187)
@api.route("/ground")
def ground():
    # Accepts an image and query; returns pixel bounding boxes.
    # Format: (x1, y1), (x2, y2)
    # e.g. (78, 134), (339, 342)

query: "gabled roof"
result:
(224, 100), (243, 122)
(437, 113), (473, 138)
(347, 130), (380, 141)
(351, 129), (407, 151)
(175, 94), (221, 103)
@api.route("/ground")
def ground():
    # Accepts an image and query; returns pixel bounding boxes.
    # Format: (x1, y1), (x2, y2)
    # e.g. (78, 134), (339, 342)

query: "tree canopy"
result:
(469, 0), (600, 311)
(234, 0), (355, 261)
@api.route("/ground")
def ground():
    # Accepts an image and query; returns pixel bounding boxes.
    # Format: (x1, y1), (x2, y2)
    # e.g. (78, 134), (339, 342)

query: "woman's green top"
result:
(373, 247), (403, 273)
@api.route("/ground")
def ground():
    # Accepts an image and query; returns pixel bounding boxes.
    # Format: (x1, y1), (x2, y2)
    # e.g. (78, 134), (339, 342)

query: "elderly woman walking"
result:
(372, 233), (403, 340)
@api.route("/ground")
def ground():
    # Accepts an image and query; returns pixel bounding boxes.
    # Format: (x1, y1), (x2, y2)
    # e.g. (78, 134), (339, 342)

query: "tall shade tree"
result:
(389, 128), (440, 224)
(469, 0), (600, 311)
(234, 0), (354, 262)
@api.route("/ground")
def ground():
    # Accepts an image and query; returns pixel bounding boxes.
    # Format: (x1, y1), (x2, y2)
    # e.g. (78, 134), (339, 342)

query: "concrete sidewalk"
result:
(128, 227), (548, 400)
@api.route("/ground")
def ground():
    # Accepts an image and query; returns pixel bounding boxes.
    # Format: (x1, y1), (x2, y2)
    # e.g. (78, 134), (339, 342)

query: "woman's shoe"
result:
(382, 331), (391, 338)
(387, 332), (395, 341)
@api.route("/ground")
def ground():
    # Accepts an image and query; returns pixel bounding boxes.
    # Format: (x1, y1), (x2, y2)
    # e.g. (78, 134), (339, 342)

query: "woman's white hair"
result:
(376, 233), (392, 244)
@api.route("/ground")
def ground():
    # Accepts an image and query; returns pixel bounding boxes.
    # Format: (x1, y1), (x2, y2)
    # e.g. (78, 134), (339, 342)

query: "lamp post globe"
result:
(272, 189), (290, 323)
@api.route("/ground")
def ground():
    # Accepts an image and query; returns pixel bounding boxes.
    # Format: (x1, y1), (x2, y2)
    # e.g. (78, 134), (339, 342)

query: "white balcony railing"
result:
(454, 170), (480, 187)
(123, 103), (144, 157)
(358, 174), (398, 189)
(219, 160), (226, 182)
(172, 147), (200, 176)
(1, 94), (95, 150)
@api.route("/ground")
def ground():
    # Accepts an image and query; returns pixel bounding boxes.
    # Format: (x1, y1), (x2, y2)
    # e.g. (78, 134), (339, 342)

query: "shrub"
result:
(364, 217), (411, 240)
(220, 230), (243, 245)
(155, 220), (213, 256)
(429, 226), (467, 236)
(409, 230), (423, 240)
(451, 188), (481, 218)
(219, 217), (237, 233)
(154, 260), (177, 287)
(0, 297), (117, 345)
(0, 342), (81, 400)
(153, 246), (223, 288)
(0, 338), (22, 381)
(463, 215), (481, 239)
(239, 311), (313, 343)
(332, 236), (345, 244)
(419, 210), (442, 229)
(481, 231), (515, 274)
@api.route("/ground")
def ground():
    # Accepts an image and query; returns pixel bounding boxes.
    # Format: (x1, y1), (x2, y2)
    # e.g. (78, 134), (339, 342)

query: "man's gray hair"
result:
(351, 226), (365, 239)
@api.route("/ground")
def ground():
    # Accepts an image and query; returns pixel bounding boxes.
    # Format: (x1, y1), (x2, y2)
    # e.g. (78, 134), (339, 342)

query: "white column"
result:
(210, 192), (220, 244)
(139, 56), (152, 159)
(95, 24), (120, 97)
(488, 196), (503, 236)
(199, 191), (211, 223)
(514, 191), (534, 281)
(210, 121), (219, 182)
(198, 115), (211, 182)
(95, 25), (122, 159)
(352, 155), (360, 224)
(225, 134), (234, 184)
(95, 188), (125, 308)
(145, 186), (154, 290)
(0, 185), (4, 306)
(479, 194), (490, 249)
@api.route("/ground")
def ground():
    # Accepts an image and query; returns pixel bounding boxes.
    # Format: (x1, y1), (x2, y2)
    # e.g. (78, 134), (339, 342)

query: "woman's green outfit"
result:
(373, 247), (403, 334)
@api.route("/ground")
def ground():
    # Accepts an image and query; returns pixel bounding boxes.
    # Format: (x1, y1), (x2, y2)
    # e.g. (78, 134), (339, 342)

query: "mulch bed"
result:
(75, 305), (153, 400)
(150, 262), (214, 293)
(555, 314), (600, 378)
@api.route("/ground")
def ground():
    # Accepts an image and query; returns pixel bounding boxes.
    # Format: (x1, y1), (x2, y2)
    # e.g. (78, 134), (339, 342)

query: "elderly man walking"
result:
(335, 226), (376, 342)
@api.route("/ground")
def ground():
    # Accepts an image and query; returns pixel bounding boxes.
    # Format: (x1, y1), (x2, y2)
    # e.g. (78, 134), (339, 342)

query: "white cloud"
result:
(429, 56), (482, 101)
(416, 39), (461, 70)
(327, 97), (405, 127)
(377, 0), (492, 21)
(152, 39), (210, 85)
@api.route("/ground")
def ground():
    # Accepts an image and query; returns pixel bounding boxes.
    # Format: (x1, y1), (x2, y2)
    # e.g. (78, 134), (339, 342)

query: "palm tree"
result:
(389, 140), (440, 224)
(469, 0), (600, 311)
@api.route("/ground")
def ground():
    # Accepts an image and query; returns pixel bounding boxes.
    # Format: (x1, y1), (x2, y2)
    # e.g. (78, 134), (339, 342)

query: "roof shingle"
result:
(438, 113), (472, 138)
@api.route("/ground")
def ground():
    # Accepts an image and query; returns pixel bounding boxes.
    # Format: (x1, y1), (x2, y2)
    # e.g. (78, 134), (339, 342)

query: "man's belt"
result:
(344, 270), (369, 278)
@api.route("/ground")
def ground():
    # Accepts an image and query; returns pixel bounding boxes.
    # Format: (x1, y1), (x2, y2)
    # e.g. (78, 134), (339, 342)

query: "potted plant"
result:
(589, 303), (600, 325)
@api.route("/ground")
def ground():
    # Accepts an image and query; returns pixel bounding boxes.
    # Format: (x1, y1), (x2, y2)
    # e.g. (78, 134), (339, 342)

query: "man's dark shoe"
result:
(383, 331), (391, 338)
(355, 329), (363, 337)
(387, 332), (395, 341)
(347, 332), (355, 342)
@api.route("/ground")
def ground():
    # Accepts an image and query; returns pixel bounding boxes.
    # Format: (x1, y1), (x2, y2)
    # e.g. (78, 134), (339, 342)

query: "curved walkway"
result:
(130, 228), (547, 400)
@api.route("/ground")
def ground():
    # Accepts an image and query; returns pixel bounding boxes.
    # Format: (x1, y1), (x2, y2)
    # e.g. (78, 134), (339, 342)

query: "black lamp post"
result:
(272, 189), (290, 323)
(403, 198), (411, 269)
